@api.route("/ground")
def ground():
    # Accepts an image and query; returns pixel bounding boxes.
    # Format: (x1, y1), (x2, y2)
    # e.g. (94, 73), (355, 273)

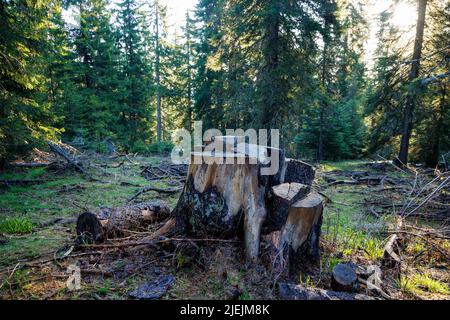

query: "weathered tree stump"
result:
(266, 192), (324, 275)
(172, 158), (267, 261)
(264, 183), (311, 233)
(280, 158), (316, 185)
(76, 200), (170, 243)
(171, 137), (323, 267)
(331, 263), (358, 292)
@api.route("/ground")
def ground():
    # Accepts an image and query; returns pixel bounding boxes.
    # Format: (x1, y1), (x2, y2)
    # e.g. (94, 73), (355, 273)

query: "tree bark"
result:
(171, 141), (321, 264)
(155, 1), (162, 142)
(267, 193), (324, 276)
(259, 0), (282, 130)
(172, 159), (268, 262)
(263, 183), (310, 233)
(76, 200), (170, 243)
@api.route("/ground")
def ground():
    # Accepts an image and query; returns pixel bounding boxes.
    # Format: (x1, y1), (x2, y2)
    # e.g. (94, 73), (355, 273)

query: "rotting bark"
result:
(171, 139), (322, 264)
(266, 193), (324, 276)
(76, 200), (171, 243)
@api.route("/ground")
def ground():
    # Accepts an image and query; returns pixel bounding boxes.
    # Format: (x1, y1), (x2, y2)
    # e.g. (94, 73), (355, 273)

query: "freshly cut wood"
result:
(280, 158), (315, 185)
(76, 200), (170, 243)
(278, 283), (375, 300)
(281, 192), (324, 260)
(263, 183), (310, 233)
(267, 193), (324, 274)
(331, 263), (358, 292)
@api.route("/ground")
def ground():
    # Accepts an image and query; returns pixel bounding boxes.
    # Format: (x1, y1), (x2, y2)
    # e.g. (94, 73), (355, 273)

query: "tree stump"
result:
(172, 138), (323, 266)
(172, 158), (267, 261)
(331, 263), (358, 292)
(280, 158), (316, 185)
(76, 200), (170, 243)
(264, 183), (310, 233)
(266, 192), (324, 275)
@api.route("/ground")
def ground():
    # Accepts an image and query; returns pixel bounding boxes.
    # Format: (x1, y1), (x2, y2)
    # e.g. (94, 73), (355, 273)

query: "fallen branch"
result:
(404, 176), (450, 218)
(48, 141), (89, 177)
(128, 186), (182, 202)
(382, 217), (403, 268)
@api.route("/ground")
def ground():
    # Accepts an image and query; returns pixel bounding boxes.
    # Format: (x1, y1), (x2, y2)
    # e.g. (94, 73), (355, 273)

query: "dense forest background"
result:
(0, 0), (449, 168)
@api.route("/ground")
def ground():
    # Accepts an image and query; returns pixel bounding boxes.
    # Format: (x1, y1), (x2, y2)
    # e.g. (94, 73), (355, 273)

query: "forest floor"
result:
(0, 153), (449, 300)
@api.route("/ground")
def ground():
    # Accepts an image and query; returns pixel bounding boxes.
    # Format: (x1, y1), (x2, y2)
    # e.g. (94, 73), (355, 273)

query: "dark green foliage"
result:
(0, 0), (448, 165)
(0, 0), (61, 167)
(66, 0), (121, 144)
(366, 0), (449, 165)
(115, 0), (154, 151)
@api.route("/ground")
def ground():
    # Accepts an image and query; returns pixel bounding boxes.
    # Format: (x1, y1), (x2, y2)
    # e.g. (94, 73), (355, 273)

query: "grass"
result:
(319, 160), (369, 172)
(398, 273), (450, 296)
(96, 281), (112, 296)
(323, 255), (342, 273)
(321, 184), (385, 262)
(0, 217), (33, 234)
(299, 274), (315, 288)
(0, 155), (178, 269)
(1, 157), (448, 300)
(0, 167), (47, 180)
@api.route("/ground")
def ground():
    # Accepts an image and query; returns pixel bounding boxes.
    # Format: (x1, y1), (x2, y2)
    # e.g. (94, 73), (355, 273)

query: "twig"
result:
(128, 186), (182, 202)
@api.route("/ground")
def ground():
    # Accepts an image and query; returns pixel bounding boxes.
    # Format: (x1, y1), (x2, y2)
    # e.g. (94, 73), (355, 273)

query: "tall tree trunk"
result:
(426, 85), (447, 167)
(259, 1), (280, 131)
(79, 2), (92, 89)
(318, 18), (330, 163)
(155, 2), (162, 142)
(397, 0), (428, 165)
(186, 12), (193, 132)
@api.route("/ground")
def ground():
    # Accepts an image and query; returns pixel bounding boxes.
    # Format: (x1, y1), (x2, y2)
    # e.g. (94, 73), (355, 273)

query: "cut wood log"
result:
(263, 183), (310, 233)
(278, 283), (375, 300)
(76, 200), (170, 243)
(265, 192), (324, 275)
(280, 158), (315, 185)
(331, 263), (358, 292)
(280, 192), (324, 262)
